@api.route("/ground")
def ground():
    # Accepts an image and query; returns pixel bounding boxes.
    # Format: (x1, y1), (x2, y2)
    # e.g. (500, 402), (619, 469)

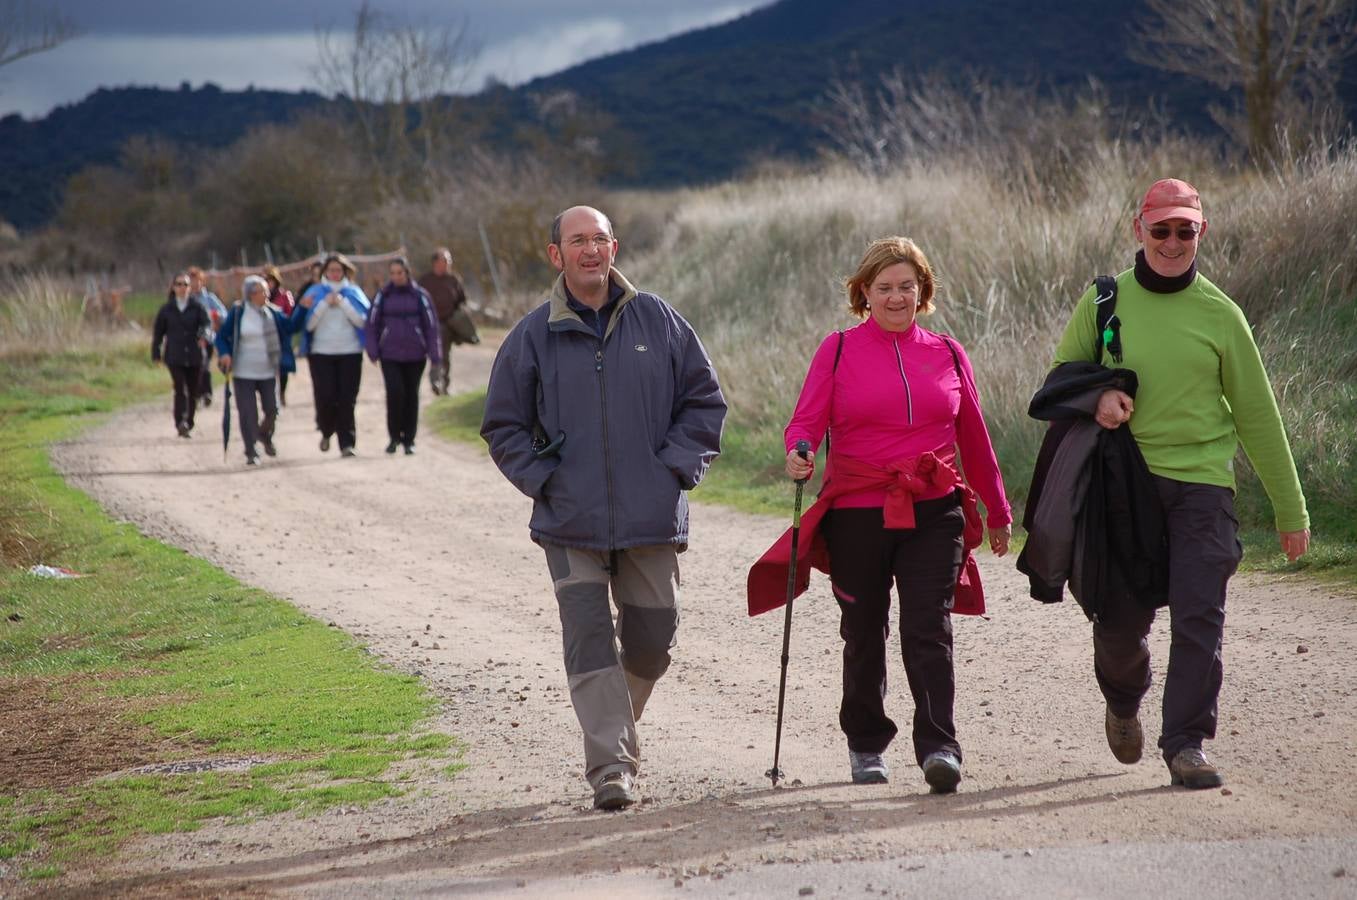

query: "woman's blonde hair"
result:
(843, 236), (936, 318)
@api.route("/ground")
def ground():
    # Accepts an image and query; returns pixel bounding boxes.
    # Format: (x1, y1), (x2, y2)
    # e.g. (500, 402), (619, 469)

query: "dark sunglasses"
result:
(1145, 221), (1200, 241)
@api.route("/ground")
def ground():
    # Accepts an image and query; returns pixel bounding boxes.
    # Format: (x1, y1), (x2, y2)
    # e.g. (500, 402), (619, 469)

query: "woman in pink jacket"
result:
(783, 236), (1013, 794)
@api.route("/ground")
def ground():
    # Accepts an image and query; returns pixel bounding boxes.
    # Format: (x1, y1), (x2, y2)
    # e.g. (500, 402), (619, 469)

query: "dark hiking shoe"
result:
(319, 435), (331, 452)
(341, 447), (357, 458)
(176, 423), (190, 438)
(922, 751), (962, 794)
(593, 772), (637, 811)
(245, 455), (260, 467)
(1105, 706), (1144, 765)
(262, 438), (277, 458)
(385, 441), (399, 454)
(403, 443), (415, 455)
(849, 751), (888, 785)
(1168, 747), (1224, 789)
(202, 394), (212, 407)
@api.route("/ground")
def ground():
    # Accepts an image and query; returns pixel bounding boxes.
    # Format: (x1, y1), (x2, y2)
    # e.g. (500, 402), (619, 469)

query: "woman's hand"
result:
(218, 354), (232, 374)
(989, 524), (1012, 557)
(299, 295), (314, 309)
(326, 292), (342, 307)
(785, 448), (814, 482)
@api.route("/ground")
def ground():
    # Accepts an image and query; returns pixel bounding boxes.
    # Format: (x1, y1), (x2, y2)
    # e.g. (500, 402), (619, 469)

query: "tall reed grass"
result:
(0, 273), (139, 358)
(619, 141), (1357, 540)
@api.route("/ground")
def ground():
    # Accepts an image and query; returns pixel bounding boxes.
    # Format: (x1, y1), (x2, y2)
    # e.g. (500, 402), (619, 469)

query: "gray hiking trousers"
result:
(542, 543), (680, 789)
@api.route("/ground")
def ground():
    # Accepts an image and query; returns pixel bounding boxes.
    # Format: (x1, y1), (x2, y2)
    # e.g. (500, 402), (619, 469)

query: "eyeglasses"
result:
(564, 235), (614, 249)
(1143, 220), (1200, 241)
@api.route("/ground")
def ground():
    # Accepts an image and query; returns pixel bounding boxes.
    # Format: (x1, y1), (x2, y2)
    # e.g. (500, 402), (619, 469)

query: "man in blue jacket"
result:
(482, 205), (727, 811)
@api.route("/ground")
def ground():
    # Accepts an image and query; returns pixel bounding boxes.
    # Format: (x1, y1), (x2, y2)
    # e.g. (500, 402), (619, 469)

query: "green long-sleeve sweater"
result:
(1053, 268), (1309, 532)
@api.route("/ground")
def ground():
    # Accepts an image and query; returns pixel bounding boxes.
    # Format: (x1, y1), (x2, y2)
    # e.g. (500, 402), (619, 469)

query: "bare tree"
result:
(1130, 0), (1357, 162)
(313, 1), (480, 196)
(0, 0), (79, 69)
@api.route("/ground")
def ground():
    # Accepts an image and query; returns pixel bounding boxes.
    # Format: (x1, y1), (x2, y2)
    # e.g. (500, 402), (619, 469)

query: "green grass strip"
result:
(0, 345), (461, 877)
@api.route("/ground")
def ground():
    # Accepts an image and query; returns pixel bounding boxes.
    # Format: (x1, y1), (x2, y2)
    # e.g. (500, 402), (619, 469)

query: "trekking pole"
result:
(767, 439), (812, 787)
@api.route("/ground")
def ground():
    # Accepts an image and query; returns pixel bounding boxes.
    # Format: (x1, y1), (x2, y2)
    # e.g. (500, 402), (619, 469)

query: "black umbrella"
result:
(221, 373), (233, 463)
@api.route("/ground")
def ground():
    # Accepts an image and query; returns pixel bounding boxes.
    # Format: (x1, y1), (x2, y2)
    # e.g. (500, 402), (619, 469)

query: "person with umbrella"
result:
(293, 253), (370, 457)
(216, 275), (295, 466)
(756, 236), (1012, 794)
(365, 257), (442, 455)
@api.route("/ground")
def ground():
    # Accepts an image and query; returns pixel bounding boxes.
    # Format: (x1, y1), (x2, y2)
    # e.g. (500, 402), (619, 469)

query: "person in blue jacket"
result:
(216, 275), (295, 466)
(292, 253), (370, 457)
(366, 257), (442, 455)
(481, 205), (727, 811)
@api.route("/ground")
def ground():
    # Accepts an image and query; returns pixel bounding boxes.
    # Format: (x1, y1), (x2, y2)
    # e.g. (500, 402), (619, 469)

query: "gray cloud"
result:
(1, 1), (764, 117)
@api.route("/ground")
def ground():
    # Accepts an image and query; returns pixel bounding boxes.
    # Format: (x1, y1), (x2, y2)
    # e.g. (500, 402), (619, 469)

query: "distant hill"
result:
(3, 0), (1354, 231)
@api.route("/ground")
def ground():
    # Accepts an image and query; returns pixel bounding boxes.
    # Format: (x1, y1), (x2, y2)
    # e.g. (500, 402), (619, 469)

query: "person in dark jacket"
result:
(417, 247), (469, 395)
(365, 257), (442, 455)
(481, 205), (727, 811)
(216, 276), (296, 466)
(1048, 178), (1309, 790)
(151, 272), (212, 437)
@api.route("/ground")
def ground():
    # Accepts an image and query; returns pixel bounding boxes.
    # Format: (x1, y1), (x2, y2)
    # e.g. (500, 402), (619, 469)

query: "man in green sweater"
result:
(1052, 178), (1310, 789)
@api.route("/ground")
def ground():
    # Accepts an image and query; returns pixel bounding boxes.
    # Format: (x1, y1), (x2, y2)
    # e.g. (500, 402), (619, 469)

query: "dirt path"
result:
(50, 346), (1357, 897)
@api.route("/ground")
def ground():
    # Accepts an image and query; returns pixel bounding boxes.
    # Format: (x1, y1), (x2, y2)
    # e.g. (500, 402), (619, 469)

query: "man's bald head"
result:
(551, 206), (614, 247)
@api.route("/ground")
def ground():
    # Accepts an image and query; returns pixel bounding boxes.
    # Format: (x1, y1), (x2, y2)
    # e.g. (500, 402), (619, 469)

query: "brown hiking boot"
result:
(1105, 706), (1143, 764)
(1168, 747), (1224, 789)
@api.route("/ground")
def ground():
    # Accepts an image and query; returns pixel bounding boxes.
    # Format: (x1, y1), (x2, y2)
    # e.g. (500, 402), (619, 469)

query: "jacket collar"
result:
(863, 315), (920, 344)
(548, 267), (639, 339)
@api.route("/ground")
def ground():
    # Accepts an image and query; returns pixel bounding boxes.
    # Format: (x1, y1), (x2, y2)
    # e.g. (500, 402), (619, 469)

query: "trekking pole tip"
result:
(765, 766), (784, 786)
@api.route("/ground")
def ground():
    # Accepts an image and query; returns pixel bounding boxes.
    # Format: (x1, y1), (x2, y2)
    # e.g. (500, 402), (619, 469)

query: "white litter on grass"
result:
(26, 564), (87, 578)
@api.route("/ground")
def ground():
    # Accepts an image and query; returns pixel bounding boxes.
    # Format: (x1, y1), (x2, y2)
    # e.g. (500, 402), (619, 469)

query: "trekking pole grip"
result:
(794, 439), (811, 485)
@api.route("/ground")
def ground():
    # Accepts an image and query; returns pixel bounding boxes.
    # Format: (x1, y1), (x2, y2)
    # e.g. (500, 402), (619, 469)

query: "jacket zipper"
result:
(892, 338), (914, 424)
(595, 342), (617, 556)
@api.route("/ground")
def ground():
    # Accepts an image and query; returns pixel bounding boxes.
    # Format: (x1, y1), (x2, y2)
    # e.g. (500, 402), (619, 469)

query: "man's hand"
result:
(989, 524), (1012, 557)
(785, 448), (814, 481)
(1280, 528), (1310, 562)
(1095, 389), (1134, 429)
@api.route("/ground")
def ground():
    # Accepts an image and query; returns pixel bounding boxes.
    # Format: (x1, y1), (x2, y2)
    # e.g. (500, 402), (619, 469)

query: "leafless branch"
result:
(0, 0), (80, 70)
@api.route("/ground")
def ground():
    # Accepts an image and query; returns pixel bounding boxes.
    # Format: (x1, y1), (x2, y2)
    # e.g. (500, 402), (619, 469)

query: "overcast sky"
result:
(0, 0), (766, 118)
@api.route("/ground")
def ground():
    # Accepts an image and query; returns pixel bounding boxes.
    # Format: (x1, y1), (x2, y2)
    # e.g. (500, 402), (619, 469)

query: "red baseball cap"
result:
(1140, 178), (1203, 225)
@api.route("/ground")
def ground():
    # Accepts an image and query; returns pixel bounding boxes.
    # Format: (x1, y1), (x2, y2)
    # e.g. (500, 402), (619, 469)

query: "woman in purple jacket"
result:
(365, 257), (443, 455)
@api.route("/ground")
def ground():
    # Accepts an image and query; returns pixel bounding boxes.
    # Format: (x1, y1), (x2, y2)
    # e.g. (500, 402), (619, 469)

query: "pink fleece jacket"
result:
(784, 318), (1012, 528)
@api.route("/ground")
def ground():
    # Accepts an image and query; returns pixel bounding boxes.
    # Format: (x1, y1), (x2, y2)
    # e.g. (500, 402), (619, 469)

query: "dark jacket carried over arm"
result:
(1016, 362), (1168, 623)
(151, 299), (211, 367)
(480, 267), (727, 551)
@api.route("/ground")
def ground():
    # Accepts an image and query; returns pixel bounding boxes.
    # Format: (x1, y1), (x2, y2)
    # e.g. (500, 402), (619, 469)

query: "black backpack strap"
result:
(1092, 274), (1121, 365)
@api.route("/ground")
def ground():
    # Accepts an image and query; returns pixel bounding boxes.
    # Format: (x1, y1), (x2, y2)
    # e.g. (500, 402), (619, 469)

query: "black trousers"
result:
(381, 359), (426, 446)
(167, 364), (201, 430)
(823, 494), (965, 765)
(232, 377), (278, 459)
(1092, 476), (1242, 762)
(308, 353), (363, 450)
(278, 369), (290, 405)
